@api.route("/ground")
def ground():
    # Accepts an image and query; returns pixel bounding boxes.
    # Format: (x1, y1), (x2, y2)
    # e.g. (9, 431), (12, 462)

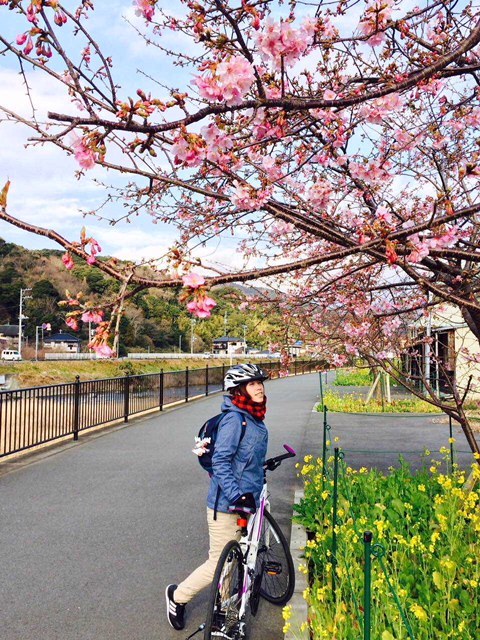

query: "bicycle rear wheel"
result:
(204, 540), (245, 640)
(256, 510), (295, 605)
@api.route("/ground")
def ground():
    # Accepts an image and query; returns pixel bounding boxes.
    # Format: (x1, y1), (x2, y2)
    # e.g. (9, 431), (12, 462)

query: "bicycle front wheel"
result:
(256, 510), (295, 605)
(204, 540), (245, 640)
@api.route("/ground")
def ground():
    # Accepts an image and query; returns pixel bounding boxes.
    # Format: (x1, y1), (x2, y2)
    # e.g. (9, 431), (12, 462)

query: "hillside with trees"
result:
(0, 238), (282, 356)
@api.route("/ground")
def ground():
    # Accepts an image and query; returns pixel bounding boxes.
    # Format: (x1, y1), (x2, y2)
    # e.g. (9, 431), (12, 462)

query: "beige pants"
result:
(174, 507), (241, 604)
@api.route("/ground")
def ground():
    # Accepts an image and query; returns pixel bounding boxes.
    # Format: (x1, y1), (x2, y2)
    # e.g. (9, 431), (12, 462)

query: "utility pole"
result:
(243, 324), (247, 354)
(190, 319), (196, 354)
(18, 288), (32, 359)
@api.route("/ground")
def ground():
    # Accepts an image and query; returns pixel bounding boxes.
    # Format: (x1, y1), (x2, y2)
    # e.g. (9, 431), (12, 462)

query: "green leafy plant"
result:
(333, 368), (374, 386)
(294, 451), (480, 639)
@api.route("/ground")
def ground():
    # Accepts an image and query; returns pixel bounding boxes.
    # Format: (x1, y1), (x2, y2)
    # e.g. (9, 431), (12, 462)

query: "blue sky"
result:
(0, 1), (201, 263)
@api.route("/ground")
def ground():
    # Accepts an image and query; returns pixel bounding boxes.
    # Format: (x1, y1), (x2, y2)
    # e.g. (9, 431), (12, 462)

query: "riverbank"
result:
(0, 357), (233, 389)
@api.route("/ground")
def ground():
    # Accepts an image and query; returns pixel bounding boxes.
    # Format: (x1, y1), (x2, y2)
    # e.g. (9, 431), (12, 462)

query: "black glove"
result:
(229, 492), (257, 514)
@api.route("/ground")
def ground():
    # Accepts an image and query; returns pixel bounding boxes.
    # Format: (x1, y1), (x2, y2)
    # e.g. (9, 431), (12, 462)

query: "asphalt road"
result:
(0, 372), (321, 640)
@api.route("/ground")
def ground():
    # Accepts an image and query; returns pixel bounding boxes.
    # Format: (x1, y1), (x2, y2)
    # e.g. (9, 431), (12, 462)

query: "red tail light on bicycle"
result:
(237, 516), (248, 529)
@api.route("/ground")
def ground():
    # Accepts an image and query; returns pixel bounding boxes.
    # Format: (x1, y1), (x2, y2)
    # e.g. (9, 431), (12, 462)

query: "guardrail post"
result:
(185, 367), (189, 402)
(205, 364), (209, 397)
(319, 371), (324, 409)
(73, 375), (80, 441)
(159, 369), (164, 411)
(363, 531), (373, 640)
(124, 374), (130, 422)
(222, 363), (225, 391)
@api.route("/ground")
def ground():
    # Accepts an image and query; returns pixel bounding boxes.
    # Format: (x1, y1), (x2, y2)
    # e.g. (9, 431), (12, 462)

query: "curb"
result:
(285, 490), (308, 640)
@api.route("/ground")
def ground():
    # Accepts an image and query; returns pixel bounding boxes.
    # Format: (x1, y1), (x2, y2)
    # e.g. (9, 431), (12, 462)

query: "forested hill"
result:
(0, 238), (279, 355)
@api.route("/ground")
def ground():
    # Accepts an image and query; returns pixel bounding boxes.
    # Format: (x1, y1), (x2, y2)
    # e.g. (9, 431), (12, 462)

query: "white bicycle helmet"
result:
(224, 363), (269, 391)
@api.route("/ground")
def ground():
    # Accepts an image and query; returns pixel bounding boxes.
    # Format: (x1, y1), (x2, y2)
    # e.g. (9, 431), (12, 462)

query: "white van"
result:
(1, 350), (22, 361)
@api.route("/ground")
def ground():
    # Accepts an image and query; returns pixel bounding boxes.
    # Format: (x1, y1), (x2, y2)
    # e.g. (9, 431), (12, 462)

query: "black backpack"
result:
(193, 411), (247, 474)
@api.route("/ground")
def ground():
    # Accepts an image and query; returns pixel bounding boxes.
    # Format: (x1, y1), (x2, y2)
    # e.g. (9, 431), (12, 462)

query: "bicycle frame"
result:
(236, 479), (270, 621)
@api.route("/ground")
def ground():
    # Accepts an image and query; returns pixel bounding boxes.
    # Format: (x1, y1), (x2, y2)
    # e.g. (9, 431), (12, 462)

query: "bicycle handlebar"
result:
(264, 444), (296, 471)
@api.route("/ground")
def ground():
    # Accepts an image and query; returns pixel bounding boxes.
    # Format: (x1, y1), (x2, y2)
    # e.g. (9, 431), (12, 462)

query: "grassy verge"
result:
(320, 389), (442, 413)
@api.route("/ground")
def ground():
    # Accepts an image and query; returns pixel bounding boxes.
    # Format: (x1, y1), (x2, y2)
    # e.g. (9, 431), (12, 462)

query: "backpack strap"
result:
(213, 412), (248, 521)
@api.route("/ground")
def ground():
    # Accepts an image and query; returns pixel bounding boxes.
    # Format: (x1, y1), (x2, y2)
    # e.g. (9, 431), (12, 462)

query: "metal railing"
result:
(0, 360), (320, 459)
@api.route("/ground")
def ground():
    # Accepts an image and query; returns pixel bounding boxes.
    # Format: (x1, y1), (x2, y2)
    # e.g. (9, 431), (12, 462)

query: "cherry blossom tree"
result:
(1, 0), (480, 453)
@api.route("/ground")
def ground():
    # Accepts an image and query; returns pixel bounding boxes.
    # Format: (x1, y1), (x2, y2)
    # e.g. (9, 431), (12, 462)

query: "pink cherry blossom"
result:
(216, 56), (256, 105)
(171, 134), (205, 167)
(255, 18), (316, 70)
(134, 0), (156, 22)
(308, 179), (332, 209)
(53, 8), (68, 26)
(359, 93), (403, 123)
(187, 296), (217, 318)
(193, 56), (255, 106)
(26, 3), (39, 24)
(231, 181), (271, 211)
(94, 344), (116, 358)
(66, 316), (79, 331)
(182, 272), (206, 289)
(200, 123), (233, 164)
(86, 237), (102, 264)
(376, 205), (393, 225)
(81, 310), (104, 324)
(62, 252), (75, 270)
(71, 134), (97, 170)
(358, 0), (394, 46)
(330, 353), (348, 367)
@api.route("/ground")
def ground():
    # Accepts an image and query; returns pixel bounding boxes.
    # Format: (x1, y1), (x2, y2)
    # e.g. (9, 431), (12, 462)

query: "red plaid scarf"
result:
(231, 394), (267, 421)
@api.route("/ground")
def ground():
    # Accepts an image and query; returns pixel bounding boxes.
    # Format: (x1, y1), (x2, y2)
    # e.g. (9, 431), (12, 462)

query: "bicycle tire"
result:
(204, 540), (245, 640)
(256, 510), (295, 605)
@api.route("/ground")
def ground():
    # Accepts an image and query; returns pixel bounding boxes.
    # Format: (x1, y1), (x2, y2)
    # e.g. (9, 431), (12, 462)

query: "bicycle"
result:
(187, 444), (296, 640)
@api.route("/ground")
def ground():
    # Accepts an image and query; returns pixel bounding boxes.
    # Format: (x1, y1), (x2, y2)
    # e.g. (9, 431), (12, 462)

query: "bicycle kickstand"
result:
(185, 623), (205, 640)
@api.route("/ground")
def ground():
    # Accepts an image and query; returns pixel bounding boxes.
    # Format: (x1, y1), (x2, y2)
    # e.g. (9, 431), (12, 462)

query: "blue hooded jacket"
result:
(207, 395), (268, 513)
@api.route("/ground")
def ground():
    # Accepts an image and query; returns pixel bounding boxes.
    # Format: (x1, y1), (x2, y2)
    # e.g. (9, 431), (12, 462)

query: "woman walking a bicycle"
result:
(166, 363), (269, 632)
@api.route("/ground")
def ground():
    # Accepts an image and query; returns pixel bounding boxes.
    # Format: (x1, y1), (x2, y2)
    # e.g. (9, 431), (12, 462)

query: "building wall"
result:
(454, 326), (480, 398)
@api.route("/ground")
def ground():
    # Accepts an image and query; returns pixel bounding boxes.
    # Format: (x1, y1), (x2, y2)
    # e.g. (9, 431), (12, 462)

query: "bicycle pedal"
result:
(264, 561), (282, 576)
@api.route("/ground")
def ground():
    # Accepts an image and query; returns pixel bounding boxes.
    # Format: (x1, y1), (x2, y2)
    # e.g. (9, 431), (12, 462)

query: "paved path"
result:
(1, 371), (476, 640)
(0, 373), (321, 640)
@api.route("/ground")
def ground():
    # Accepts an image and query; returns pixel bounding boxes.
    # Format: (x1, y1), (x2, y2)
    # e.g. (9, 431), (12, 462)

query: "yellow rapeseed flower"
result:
(410, 603), (428, 622)
(282, 605), (292, 621)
